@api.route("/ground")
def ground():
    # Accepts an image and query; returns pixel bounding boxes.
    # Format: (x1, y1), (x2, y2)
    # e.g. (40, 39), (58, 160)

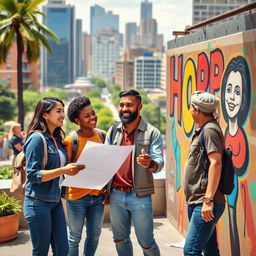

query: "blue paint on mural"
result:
(170, 116), (181, 191)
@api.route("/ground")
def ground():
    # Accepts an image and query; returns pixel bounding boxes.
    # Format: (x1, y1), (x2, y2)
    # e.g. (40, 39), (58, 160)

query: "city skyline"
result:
(66, 0), (192, 44)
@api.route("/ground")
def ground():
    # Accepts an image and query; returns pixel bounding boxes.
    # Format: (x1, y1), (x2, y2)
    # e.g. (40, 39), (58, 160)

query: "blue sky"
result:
(66, 0), (192, 44)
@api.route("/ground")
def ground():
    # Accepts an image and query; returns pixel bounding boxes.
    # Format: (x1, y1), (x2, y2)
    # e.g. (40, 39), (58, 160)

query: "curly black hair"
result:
(67, 96), (91, 123)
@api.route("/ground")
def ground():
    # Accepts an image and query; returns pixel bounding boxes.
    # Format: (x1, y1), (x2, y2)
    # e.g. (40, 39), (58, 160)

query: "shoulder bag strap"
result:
(109, 121), (121, 144)
(95, 128), (106, 143)
(34, 131), (48, 169)
(70, 131), (79, 163)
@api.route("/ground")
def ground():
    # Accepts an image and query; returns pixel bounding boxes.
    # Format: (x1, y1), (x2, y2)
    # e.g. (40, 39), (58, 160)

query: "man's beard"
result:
(119, 107), (138, 124)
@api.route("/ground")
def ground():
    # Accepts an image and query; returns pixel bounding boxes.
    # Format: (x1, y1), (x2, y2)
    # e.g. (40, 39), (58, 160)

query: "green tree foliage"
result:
(90, 98), (104, 112)
(98, 107), (113, 118)
(108, 84), (121, 107)
(141, 104), (166, 134)
(137, 89), (150, 104)
(42, 88), (68, 101)
(64, 119), (78, 135)
(97, 115), (114, 132)
(86, 88), (101, 99)
(0, 83), (16, 127)
(23, 88), (69, 116)
(89, 98), (114, 131)
(23, 90), (40, 114)
(0, 0), (59, 128)
(90, 77), (107, 89)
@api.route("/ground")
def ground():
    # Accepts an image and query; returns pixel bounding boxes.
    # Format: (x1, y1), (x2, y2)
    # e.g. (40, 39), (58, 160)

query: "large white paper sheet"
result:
(61, 141), (134, 189)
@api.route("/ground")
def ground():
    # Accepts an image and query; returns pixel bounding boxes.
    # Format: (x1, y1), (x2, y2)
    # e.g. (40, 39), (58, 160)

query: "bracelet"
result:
(148, 160), (155, 169)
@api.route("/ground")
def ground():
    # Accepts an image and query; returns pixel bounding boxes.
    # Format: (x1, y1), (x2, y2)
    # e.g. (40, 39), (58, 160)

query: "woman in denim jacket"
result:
(23, 97), (85, 256)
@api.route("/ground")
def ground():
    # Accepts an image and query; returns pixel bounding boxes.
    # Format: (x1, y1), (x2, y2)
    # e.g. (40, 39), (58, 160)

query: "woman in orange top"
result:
(64, 96), (107, 256)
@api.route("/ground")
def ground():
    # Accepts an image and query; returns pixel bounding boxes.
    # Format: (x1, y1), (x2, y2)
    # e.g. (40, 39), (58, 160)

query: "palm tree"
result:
(0, 0), (59, 128)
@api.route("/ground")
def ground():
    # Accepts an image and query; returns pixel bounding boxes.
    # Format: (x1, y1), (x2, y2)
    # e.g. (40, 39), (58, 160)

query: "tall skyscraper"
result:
(76, 19), (83, 77)
(193, 0), (256, 24)
(140, 18), (158, 48)
(90, 5), (120, 82)
(42, 0), (75, 87)
(141, 0), (152, 19)
(83, 32), (91, 76)
(125, 23), (137, 49)
(135, 0), (164, 52)
(90, 5), (119, 36)
(92, 29), (120, 83)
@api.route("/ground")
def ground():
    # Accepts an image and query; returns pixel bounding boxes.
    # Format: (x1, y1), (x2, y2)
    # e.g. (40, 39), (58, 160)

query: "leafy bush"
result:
(0, 192), (21, 216)
(0, 167), (13, 180)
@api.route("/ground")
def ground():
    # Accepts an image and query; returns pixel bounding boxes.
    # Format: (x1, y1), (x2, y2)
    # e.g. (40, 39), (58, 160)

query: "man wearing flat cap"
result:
(183, 91), (226, 256)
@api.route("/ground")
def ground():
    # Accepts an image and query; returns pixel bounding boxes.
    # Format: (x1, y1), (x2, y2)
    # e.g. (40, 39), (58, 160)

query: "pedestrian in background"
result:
(8, 122), (24, 166)
(183, 91), (226, 256)
(105, 89), (164, 256)
(0, 134), (4, 160)
(64, 96), (107, 256)
(3, 133), (10, 160)
(23, 97), (85, 256)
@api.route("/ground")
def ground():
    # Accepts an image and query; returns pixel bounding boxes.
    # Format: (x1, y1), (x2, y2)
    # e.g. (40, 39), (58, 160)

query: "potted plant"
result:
(0, 192), (21, 243)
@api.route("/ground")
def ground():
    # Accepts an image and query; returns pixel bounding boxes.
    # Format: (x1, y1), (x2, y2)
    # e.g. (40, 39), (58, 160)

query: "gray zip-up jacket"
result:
(105, 118), (164, 198)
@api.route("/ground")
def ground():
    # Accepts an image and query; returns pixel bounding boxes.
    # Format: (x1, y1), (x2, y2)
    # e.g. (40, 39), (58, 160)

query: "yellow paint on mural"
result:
(182, 58), (196, 135)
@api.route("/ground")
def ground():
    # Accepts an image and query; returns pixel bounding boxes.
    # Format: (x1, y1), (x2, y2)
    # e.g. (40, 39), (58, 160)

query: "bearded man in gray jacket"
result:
(105, 89), (164, 256)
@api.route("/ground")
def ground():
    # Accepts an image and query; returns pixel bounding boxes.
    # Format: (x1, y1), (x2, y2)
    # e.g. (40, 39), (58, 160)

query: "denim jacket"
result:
(105, 118), (164, 197)
(24, 131), (68, 202)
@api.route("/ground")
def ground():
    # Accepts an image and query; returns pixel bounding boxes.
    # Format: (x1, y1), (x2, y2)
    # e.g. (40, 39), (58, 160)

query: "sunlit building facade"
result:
(92, 29), (120, 83)
(0, 44), (40, 91)
(134, 53), (161, 89)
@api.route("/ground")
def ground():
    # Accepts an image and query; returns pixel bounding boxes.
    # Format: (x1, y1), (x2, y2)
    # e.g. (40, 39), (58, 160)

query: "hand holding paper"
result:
(61, 141), (134, 190)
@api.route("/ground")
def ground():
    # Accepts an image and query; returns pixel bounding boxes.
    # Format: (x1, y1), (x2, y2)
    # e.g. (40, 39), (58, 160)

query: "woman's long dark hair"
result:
(221, 56), (251, 126)
(26, 97), (65, 141)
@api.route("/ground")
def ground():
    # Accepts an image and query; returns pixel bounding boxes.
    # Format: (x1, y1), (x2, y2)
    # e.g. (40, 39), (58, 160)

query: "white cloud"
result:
(66, 0), (192, 43)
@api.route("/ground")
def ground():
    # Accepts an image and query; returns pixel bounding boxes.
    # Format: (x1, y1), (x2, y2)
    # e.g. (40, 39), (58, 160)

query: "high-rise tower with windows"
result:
(90, 5), (120, 82)
(141, 0), (152, 19)
(125, 23), (137, 49)
(90, 5), (119, 36)
(193, 0), (256, 24)
(42, 0), (75, 87)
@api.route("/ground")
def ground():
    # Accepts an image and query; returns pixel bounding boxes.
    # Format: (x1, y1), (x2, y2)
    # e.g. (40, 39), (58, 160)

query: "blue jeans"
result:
(24, 197), (68, 256)
(110, 189), (160, 256)
(66, 193), (105, 256)
(184, 203), (225, 256)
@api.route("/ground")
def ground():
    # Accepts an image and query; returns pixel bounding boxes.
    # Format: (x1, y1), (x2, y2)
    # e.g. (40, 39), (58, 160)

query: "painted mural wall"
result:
(166, 30), (256, 256)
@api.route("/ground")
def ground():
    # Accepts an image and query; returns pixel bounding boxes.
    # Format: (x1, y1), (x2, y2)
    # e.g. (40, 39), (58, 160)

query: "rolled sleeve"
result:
(24, 134), (45, 184)
(150, 130), (164, 172)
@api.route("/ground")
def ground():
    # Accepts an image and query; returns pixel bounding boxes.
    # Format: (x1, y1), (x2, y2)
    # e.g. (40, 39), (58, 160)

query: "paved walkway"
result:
(0, 217), (185, 256)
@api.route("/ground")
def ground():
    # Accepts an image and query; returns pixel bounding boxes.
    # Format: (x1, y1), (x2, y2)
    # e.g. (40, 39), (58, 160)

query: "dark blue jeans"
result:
(110, 189), (160, 256)
(66, 193), (105, 256)
(24, 197), (68, 256)
(184, 203), (225, 256)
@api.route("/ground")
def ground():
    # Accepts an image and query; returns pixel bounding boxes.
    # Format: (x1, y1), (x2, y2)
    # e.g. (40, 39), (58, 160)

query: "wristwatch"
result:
(203, 197), (213, 204)
(148, 160), (155, 169)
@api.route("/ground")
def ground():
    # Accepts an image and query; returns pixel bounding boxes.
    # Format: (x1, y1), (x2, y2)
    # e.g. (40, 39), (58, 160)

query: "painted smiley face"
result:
(225, 71), (243, 118)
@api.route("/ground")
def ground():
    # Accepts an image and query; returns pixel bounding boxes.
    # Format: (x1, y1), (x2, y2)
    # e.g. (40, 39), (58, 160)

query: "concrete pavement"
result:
(0, 217), (185, 256)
